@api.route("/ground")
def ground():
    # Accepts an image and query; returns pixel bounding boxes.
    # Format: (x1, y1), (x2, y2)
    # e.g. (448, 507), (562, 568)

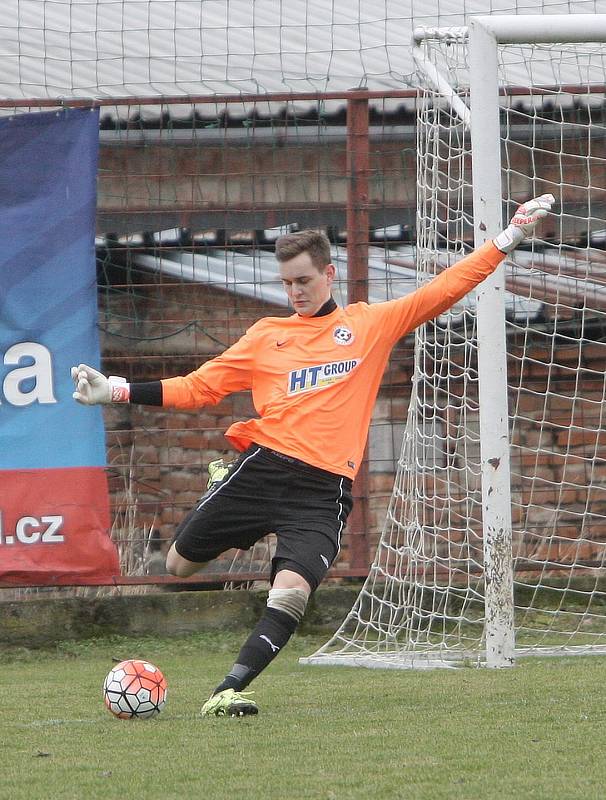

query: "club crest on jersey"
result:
(288, 359), (360, 395)
(333, 325), (354, 346)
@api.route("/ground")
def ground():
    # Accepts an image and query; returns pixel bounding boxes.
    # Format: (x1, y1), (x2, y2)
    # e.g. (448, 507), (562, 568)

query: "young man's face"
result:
(279, 252), (336, 317)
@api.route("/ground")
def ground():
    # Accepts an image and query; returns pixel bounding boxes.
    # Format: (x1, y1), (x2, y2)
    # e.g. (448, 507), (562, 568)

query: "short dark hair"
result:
(275, 229), (332, 269)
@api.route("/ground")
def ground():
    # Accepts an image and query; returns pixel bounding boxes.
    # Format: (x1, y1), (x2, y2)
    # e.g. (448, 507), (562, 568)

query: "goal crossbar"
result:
(414, 15), (606, 45)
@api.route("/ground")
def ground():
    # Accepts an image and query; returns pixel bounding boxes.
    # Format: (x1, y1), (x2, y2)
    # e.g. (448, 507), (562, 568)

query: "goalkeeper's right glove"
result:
(493, 193), (555, 254)
(71, 363), (130, 405)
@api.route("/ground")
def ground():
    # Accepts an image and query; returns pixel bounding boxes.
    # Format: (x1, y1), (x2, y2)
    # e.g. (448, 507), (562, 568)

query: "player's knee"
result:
(165, 545), (200, 578)
(267, 587), (309, 624)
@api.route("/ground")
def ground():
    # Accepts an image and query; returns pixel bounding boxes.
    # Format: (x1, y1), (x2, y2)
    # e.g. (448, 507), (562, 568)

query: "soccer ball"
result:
(103, 659), (168, 719)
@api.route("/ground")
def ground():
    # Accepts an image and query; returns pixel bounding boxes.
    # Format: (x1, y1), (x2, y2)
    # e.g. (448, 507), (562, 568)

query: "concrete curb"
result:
(0, 586), (361, 647)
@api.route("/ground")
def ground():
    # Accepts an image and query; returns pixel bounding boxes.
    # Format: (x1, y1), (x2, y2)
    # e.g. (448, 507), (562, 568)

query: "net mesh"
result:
(1, 1), (604, 100)
(303, 32), (606, 668)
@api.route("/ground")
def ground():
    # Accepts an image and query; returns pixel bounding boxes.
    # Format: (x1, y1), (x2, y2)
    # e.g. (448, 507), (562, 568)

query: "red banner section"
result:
(0, 467), (120, 586)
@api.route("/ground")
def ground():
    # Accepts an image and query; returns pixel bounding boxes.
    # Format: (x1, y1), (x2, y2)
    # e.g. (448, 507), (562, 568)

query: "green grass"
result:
(3, 632), (605, 800)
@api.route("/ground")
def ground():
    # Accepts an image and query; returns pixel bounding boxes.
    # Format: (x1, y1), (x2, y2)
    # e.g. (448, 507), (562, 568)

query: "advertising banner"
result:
(0, 108), (120, 585)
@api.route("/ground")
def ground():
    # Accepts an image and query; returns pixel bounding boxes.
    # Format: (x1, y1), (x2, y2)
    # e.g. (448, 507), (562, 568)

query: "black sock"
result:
(214, 607), (298, 693)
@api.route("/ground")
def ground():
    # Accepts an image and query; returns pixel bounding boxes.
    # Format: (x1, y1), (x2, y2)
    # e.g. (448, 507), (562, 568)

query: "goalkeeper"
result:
(72, 194), (554, 717)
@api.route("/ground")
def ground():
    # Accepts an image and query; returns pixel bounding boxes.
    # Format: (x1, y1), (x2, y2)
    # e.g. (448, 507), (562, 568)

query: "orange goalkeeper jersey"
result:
(161, 241), (505, 479)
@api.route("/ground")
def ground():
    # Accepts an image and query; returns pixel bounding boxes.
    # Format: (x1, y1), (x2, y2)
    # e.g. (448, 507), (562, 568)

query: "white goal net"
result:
(303, 16), (606, 669)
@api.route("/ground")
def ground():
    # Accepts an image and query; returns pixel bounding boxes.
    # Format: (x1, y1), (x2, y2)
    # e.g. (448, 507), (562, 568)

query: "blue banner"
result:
(0, 108), (119, 585)
(0, 108), (105, 468)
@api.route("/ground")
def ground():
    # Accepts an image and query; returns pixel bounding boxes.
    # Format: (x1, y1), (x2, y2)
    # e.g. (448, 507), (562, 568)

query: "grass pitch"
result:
(3, 632), (605, 800)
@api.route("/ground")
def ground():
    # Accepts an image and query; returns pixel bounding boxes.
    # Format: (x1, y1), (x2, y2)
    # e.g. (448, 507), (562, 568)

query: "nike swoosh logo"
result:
(276, 340), (288, 348)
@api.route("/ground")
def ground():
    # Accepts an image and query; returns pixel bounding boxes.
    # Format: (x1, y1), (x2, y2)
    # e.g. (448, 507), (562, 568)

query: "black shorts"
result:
(172, 445), (353, 591)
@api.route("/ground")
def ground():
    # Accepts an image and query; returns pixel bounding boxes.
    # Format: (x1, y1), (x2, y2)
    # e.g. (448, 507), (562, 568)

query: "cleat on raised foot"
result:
(206, 459), (230, 490)
(201, 688), (258, 718)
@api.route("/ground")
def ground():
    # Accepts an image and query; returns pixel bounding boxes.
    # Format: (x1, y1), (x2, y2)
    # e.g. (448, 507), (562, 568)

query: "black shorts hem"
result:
(271, 557), (323, 592)
(172, 536), (215, 565)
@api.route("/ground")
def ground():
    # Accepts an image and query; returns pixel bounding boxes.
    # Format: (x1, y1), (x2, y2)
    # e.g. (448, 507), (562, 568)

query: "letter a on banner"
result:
(0, 108), (120, 585)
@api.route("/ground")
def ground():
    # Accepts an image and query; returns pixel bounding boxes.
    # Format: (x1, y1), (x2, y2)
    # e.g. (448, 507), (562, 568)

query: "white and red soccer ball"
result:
(103, 659), (168, 719)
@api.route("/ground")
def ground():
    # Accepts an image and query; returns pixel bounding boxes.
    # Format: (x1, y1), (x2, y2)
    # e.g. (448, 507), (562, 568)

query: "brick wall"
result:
(509, 339), (606, 568)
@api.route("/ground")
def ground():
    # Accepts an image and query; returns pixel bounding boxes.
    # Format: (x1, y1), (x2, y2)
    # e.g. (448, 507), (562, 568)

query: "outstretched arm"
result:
(72, 327), (256, 408)
(369, 193), (556, 342)
(426, 192), (557, 309)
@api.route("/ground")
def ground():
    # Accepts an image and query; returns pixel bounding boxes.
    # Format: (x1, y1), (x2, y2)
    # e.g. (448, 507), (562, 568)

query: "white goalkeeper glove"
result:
(493, 193), (555, 254)
(71, 364), (130, 405)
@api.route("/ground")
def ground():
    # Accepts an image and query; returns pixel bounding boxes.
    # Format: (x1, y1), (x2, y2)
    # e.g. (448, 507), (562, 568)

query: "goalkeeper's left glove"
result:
(493, 193), (555, 254)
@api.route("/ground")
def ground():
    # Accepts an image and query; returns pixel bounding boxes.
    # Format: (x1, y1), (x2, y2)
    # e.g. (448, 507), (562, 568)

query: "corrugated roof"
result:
(0, 0), (604, 100)
(134, 244), (546, 322)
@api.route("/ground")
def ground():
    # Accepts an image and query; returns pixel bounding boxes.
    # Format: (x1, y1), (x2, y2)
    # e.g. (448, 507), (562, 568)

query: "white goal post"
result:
(302, 15), (606, 670)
